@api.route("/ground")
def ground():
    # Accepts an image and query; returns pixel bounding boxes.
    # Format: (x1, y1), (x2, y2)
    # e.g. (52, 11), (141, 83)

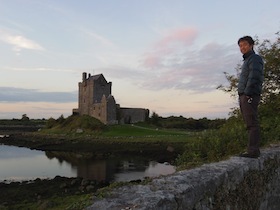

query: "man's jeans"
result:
(239, 94), (261, 154)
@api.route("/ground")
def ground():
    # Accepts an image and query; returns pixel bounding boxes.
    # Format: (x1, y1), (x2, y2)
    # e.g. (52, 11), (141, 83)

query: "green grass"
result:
(38, 117), (194, 143)
(102, 124), (189, 137)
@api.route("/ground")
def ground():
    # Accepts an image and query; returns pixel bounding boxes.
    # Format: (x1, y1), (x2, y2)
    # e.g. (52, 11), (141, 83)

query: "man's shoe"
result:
(239, 151), (260, 158)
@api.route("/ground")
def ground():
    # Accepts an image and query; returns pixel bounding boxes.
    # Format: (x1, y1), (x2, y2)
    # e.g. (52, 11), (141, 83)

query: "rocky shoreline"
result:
(0, 175), (110, 209)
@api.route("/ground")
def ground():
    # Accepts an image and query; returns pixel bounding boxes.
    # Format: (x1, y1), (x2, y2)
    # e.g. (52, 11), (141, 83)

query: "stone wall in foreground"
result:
(87, 145), (280, 210)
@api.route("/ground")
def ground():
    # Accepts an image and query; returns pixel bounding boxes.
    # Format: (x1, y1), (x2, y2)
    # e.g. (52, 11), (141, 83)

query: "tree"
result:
(218, 32), (280, 113)
(56, 114), (65, 124)
(217, 32), (280, 144)
(150, 111), (160, 125)
(46, 117), (56, 128)
(258, 32), (280, 105)
(21, 114), (29, 121)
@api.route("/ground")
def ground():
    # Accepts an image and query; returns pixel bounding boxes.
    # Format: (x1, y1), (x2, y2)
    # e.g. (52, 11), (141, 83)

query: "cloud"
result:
(0, 29), (44, 52)
(0, 87), (77, 103)
(156, 28), (198, 49)
(99, 65), (146, 80)
(80, 28), (116, 48)
(5, 66), (79, 73)
(142, 28), (198, 69)
(138, 28), (239, 93)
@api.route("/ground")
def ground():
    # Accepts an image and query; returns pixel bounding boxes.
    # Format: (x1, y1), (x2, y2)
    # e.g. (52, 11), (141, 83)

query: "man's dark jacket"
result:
(238, 50), (264, 96)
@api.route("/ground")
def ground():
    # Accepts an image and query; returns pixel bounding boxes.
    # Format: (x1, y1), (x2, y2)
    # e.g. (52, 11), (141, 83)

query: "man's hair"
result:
(238, 36), (255, 45)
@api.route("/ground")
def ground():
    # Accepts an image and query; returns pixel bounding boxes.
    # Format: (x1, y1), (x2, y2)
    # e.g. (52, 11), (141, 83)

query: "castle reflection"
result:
(45, 151), (175, 182)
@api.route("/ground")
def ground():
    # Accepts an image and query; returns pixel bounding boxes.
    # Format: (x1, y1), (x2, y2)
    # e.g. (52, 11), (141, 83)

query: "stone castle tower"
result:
(73, 72), (149, 124)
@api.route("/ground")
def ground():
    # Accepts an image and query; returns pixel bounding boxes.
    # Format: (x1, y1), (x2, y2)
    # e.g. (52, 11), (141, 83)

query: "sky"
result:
(0, 0), (279, 120)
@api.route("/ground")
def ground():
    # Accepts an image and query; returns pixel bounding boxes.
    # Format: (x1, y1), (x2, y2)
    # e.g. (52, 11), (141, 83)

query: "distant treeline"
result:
(148, 113), (226, 130)
(0, 113), (226, 131)
(0, 114), (46, 126)
(0, 118), (45, 133)
(0, 119), (46, 126)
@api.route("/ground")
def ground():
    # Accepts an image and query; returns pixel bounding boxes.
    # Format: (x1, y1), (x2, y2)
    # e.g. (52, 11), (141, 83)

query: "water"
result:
(0, 145), (176, 182)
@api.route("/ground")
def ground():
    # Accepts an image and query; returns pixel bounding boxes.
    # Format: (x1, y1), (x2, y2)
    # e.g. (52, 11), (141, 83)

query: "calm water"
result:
(0, 144), (176, 182)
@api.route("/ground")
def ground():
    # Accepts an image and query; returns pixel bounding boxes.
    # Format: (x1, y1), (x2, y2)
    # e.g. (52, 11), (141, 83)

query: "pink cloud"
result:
(142, 54), (160, 69)
(157, 28), (198, 48)
(138, 28), (239, 93)
(139, 42), (239, 93)
(142, 27), (198, 69)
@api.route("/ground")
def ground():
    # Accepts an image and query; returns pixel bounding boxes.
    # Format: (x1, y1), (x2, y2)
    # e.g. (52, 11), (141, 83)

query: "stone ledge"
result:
(87, 145), (280, 210)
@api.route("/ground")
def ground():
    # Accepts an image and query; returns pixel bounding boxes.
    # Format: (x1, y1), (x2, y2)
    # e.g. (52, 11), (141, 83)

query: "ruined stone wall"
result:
(87, 145), (280, 210)
(106, 95), (117, 124)
(119, 108), (149, 124)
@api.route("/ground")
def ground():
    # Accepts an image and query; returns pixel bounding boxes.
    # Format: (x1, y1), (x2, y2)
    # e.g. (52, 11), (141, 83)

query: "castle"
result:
(73, 72), (149, 124)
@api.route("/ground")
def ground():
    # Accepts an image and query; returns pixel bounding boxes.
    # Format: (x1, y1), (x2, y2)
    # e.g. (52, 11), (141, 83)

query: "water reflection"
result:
(0, 145), (176, 182)
(0, 145), (75, 181)
(115, 161), (175, 182)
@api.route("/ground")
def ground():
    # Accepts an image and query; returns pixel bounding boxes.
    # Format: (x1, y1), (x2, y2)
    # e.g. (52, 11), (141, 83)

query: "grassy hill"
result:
(42, 115), (191, 139)
(44, 115), (105, 133)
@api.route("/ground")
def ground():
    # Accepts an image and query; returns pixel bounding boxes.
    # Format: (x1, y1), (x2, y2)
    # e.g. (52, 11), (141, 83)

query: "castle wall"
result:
(106, 95), (118, 124)
(78, 79), (94, 116)
(119, 108), (149, 124)
(92, 78), (111, 103)
(90, 103), (104, 123)
(77, 73), (112, 122)
(74, 72), (148, 125)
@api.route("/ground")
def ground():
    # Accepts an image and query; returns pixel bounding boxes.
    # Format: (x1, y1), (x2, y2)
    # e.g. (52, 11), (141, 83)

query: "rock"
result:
(166, 145), (174, 152)
(86, 185), (95, 191)
(39, 200), (56, 209)
(59, 183), (67, 189)
(81, 179), (90, 186)
(70, 178), (80, 186)
(76, 128), (83, 133)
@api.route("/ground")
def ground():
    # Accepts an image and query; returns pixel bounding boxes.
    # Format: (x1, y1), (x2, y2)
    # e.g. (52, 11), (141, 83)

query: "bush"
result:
(44, 115), (105, 133)
(46, 117), (57, 129)
(176, 109), (280, 170)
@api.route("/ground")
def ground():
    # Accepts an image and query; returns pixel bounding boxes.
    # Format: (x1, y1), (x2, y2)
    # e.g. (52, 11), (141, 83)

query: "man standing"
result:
(237, 36), (264, 158)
